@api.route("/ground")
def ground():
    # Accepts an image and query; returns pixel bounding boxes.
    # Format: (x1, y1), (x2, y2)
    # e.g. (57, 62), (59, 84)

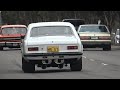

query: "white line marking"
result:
(89, 59), (95, 61)
(101, 63), (108, 65)
(82, 56), (86, 58)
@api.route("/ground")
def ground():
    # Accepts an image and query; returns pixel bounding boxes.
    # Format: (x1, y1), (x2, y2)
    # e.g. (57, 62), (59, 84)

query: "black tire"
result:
(22, 58), (35, 73)
(103, 44), (111, 51)
(0, 47), (3, 50)
(70, 58), (82, 71)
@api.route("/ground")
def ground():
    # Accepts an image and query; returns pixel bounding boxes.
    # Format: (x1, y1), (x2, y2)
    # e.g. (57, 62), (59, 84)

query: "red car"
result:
(0, 25), (27, 50)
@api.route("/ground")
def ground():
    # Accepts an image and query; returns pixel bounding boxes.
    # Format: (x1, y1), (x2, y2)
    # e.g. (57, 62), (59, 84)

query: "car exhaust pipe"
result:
(41, 65), (47, 69)
(58, 64), (63, 69)
(42, 60), (52, 64)
(54, 59), (64, 64)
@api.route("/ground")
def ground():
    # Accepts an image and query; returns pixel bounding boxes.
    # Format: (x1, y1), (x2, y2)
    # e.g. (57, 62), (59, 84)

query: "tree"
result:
(1, 11), (120, 33)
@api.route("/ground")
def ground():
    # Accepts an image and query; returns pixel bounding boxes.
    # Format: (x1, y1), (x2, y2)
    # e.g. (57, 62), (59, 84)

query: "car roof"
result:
(28, 22), (74, 27)
(79, 24), (106, 26)
(1, 25), (27, 28)
(62, 19), (85, 21)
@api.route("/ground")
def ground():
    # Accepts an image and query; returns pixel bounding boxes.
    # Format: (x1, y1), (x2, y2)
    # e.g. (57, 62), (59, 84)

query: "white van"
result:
(114, 29), (120, 45)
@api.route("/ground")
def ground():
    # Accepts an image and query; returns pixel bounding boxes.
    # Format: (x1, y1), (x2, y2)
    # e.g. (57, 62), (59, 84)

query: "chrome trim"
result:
(24, 55), (82, 60)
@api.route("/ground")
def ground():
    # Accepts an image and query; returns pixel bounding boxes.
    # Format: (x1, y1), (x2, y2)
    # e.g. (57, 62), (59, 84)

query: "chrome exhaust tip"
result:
(54, 59), (64, 64)
(58, 64), (63, 69)
(42, 60), (52, 64)
(41, 65), (47, 69)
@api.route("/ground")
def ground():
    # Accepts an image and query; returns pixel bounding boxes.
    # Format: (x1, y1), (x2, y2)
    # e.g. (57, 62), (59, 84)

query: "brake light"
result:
(99, 36), (111, 40)
(80, 36), (90, 40)
(67, 46), (78, 50)
(28, 47), (38, 51)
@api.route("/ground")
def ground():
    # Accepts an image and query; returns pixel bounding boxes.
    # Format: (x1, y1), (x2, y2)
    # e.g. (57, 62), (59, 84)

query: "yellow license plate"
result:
(47, 46), (59, 52)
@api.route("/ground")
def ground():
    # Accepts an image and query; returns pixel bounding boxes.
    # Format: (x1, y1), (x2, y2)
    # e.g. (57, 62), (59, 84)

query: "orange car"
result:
(0, 25), (27, 50)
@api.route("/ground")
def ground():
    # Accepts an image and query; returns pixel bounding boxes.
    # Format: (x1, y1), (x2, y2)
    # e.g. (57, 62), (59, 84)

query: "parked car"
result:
(114, 29), (120, 45)
(77, 24), (111, 51)
(62, 19), (85, 30)
(0, 25), (27, 50)
(21, 22), (83, 73)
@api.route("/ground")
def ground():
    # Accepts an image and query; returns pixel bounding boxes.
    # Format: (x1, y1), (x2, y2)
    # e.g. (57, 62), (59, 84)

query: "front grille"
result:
(0, 37), (21, 41)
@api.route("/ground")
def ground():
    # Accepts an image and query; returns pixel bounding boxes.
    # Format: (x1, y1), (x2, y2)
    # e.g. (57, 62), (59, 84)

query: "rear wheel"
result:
(103, 44), (111, 51)
(70, 57), (82, 71)
(22, 58), (35, 73)
(0, 47), (3, 50)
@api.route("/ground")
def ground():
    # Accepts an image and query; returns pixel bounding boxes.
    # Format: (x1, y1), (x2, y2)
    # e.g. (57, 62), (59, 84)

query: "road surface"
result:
(0, 46), (120, 79)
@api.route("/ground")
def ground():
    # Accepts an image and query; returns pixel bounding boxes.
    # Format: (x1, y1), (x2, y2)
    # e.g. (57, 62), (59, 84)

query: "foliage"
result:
(1, 11), (120, 33)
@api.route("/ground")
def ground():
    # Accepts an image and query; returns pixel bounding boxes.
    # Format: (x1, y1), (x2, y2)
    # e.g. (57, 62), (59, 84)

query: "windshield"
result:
(30, 26), (74, 37)
(79, 26), (108, 33)
(2, 27), (27, 35)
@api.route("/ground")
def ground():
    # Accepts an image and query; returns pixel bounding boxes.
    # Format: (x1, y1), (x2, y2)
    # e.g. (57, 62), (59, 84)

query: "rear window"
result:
(2, 27), (27, 35)
(30, 26), (74, 37)
(79, 26), (108, 33)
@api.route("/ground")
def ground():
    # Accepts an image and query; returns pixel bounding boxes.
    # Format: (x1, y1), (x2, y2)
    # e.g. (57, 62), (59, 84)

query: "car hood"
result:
(26, 36), (78, 45)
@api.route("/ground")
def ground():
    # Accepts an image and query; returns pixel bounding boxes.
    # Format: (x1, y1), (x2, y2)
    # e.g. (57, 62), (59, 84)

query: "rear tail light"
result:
(28, 47), (38, 51)
(99, 36), (111, 40)
(67, 46), (78, 50)
(80, 36), (90, 40)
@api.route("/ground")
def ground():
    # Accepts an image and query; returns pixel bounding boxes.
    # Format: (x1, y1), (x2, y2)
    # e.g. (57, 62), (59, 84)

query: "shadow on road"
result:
(0, 69), (71, 74)
(34, 69), (71, 73)
(2, 48), (21, 51)
(83, 48), (103, 51)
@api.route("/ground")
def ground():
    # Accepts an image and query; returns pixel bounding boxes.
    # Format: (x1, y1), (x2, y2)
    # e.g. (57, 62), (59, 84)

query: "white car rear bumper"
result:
(23, 52), (83, 60)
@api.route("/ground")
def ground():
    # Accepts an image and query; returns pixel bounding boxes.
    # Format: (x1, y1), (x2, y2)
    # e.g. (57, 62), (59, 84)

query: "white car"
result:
(21, 22), (83, 73)
(77, 24), (111, 51)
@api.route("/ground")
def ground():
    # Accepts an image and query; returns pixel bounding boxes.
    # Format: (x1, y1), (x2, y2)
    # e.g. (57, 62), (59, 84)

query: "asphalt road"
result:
(0, 46), (120, 79)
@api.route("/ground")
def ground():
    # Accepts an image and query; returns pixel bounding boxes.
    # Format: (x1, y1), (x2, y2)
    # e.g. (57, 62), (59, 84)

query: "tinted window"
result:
(79, 26), (108, 33)
(63, 19), (85, 30)
(30, 26), (73, 37)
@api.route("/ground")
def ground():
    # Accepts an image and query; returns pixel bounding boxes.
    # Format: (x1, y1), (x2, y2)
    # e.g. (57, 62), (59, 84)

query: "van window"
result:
(62, 19), (85, 30)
